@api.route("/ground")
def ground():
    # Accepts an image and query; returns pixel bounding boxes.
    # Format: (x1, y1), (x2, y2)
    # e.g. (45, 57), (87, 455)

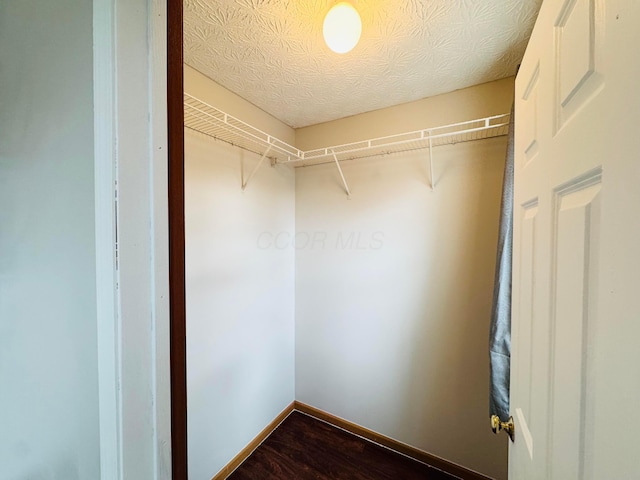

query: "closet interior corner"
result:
(181, 3), (534, 479)
(184, 63), (513, 480)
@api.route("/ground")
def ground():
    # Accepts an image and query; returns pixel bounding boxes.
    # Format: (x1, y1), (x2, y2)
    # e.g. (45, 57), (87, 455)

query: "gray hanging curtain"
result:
(489, 100), (515, 422)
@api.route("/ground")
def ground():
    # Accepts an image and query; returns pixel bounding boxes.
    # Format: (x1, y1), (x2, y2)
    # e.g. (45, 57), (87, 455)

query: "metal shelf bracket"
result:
(428, 134), (434, 191)
(242, 144), (272, 191)
(332, 150), (351, 198)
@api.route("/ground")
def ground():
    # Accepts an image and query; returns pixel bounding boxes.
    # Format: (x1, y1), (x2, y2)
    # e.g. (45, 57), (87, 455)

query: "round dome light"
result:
(323, 2), (362, 54)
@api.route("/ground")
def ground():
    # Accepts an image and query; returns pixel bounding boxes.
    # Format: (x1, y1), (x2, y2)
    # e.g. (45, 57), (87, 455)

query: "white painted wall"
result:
(0, 1), (100, 479)
(294, 79), (513, 480)
(185, 70), (296, 480)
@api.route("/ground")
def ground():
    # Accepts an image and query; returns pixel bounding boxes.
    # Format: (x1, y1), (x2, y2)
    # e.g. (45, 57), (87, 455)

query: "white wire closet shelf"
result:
(296, 115), (510, 167)
(184, 93), (510, 194)
(185, 93), (304, 164)
(185, 93), (510, 164)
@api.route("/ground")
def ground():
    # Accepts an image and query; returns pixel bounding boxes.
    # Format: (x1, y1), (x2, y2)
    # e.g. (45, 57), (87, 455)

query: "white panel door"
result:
(510, 0), (640, 478)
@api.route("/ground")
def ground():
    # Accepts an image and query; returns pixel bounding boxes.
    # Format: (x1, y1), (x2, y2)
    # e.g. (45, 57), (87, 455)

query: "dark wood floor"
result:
(227, 411), (459, 480)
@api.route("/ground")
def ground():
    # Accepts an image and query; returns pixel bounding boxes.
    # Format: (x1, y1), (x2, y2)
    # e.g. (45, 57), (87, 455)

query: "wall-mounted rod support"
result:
(242, 144), (273, 190)
(331, 150), (351, 197)
(428, 134), (434, 191)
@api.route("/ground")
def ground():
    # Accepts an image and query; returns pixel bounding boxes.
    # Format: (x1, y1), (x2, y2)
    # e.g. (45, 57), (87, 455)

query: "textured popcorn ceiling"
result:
(184, 0), (541, 128)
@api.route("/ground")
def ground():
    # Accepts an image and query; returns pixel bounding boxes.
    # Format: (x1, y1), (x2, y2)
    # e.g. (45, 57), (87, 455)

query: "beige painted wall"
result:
(296, 77), (514, 150)
(184, 71), (296, 480)
(184, 68), (513, 479)
(185, 65), (295, 145)
(294, 79), (514, 480)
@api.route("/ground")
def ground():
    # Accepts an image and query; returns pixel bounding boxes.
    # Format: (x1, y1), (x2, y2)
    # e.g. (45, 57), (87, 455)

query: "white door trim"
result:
(93, 0), (171, 478)
(93, 0), (121, 477)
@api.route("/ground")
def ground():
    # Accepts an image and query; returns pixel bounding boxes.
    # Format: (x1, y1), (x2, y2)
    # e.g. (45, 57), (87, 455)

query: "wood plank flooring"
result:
(227, 411), (460, 480)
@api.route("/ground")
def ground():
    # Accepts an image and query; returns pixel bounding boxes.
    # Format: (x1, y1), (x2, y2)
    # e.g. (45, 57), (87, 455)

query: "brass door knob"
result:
(491, 415), (515, 442)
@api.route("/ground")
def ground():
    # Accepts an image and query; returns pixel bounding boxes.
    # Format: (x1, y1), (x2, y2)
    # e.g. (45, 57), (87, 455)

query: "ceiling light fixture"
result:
(323, 2), (362, 54)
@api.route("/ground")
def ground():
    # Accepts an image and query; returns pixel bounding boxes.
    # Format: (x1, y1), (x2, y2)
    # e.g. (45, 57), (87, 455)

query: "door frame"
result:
(167, 0), (188, 477)
(93, 0), (186, 478)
